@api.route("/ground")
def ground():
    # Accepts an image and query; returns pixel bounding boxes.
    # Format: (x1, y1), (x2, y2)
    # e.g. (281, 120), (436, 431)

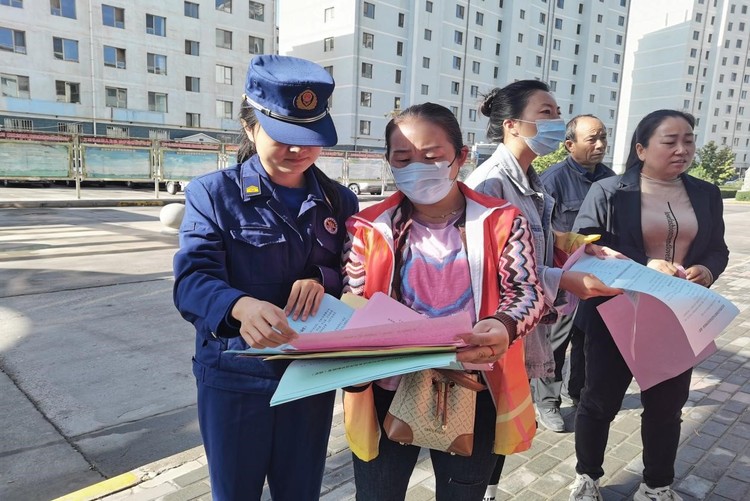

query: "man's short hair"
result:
(565, 114), (599, 143)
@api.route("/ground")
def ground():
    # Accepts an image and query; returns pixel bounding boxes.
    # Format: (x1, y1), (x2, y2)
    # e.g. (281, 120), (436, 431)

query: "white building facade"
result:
(617, 0), (750, 173)
(0, 0), (276, 140)
(280, 0), (630, 163)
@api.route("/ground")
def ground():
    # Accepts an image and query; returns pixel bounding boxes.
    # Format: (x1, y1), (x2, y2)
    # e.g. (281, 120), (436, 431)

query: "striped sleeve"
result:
(493, 213), (544, 343)
(342, 220), (366, 296)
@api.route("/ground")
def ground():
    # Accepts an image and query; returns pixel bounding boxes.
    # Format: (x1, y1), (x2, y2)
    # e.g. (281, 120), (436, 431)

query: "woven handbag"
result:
(383, 369), (486, 456)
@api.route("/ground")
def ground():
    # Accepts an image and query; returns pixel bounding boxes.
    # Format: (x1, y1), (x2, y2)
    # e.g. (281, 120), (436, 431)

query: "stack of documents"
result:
(231, 292), (476, 406)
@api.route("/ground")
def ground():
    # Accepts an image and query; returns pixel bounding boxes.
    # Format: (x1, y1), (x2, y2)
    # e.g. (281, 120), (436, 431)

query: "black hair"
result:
(565, 114), (599, 143)
(384, 102), (464, 160)
(479, 80), (550, 143)
(625, 110), (696, 170)
(236, 101), (343, 214)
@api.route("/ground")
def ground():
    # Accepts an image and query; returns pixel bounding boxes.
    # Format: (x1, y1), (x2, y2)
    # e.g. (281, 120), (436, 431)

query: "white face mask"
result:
(390, 160), (455, 205)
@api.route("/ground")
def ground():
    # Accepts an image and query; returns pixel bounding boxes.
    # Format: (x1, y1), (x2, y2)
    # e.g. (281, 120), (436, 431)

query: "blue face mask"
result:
(517, 118), (566, 156)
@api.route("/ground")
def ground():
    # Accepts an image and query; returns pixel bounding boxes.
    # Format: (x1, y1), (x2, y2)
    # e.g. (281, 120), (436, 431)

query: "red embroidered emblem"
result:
(295, 89), (318, 111)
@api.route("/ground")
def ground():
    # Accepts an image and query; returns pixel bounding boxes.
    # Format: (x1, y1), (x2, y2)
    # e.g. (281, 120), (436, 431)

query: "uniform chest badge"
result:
(323, 217), (338, 234)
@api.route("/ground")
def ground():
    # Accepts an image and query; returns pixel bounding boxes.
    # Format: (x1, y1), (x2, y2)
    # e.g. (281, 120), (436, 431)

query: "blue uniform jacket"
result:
(173, 156), (359, 394)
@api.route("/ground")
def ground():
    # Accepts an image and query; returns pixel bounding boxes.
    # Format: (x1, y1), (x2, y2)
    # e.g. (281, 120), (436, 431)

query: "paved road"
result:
(0, 193), (748, 500)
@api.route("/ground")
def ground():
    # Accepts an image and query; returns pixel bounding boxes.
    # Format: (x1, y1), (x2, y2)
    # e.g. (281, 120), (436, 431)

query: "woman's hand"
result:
(560, 270), (623, 299)
(285, 278), (325, 321)
(231, 296), (298, 348)
(646, 258), (682, 277)
(684, 264), (713, 287)
(584, 243), (628, 260)
(455, 318), (509, 364)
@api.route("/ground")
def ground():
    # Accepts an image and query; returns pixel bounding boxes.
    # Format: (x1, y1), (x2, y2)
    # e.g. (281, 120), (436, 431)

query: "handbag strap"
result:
(434, 369), (487, 392)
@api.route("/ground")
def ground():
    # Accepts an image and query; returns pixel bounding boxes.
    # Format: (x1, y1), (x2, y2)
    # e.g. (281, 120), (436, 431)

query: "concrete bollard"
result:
(160, 203), (185, 234)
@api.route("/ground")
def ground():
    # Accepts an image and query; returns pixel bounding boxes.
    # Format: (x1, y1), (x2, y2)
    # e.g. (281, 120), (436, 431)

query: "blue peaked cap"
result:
(243, 55), (337, 147)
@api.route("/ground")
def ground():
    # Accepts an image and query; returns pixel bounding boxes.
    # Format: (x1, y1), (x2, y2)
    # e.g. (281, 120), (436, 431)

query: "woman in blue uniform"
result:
(173, 55), (359, 501)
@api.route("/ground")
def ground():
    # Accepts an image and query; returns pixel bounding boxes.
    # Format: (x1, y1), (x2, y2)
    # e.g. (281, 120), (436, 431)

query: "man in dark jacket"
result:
(532, 114), (615, 432)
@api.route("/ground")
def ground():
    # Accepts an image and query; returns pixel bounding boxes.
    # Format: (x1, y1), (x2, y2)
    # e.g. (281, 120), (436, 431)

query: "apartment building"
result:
(617, 0), (750, 173)
(279, 0), (630, 163)
(0, 0), (275, 140)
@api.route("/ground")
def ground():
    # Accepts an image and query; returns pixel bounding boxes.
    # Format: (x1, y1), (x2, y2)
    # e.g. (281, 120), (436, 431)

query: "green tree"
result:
(690, 141), (736, 185)
(531, 143), (568, 174)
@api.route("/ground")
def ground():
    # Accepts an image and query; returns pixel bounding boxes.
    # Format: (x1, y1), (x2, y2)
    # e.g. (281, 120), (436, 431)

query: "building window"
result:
(424, 28), (432, 40)
(693, 30), (700, 40)
(216, 29), (232, 49)
(549, 80), (557, 91)
(215, 64), (232, 85)
(249, 1), (264, 21)
(216, 100), (233, 118)
(105, 125), (128, 137)
(474, 37), (482, 50)
(425, 1), (432, 13)
(421, 84), (428, 95)
(186, 113), (200, 127)
(103, 46), (126, 68)
(1, 0), (23, 7)
(515, 56), (521, 65)
(363, 1), (375, 18)
(395, 69), (402, 83)
(216, 0), (231, 13)
(593, 54), (599, 63)
(58, 122), (82, 133)
(540, 12), (546, 24)
(688, 65), (695, 75)
(520, 9), (525, 19)
(394, 97), (401, 110)
(494, 66), (498, 78)
(597, 14), (603, 22)
(591, 74), (597, 83)
(55, 80), (79, 103)
(50, 0), (76, 19)
(538, 34), (545, 46)
(616, 34), (623, 45)
(360, 91), (372, 107)
(612, 72), (619, 83)
(551, 60), (559, 71)
(472, 61), (480, 74)
(52, 37), (79, 62)
(453, 56), (461, 70)
(450, 106), (458, 116)
(572, 64), (577, 74)
(451, 81), (460, 94)
(536, 55), (542, 67)
(554, 39), (561, 50)
(147, 53), (167, 74)
(422, 57), (430, 68)
(476, 11), (484, 25)
(102, 5), (125, 28)
(184, 1), (199, 18)
(397, 12), (405, 27)
(589, 94), (595, 103)
(359, 120), (371, 135)
(611, 91), (617, 101)
(0, 27), (26, 54)
(469, 109), (477, 121)
(324, 37), (334, 51)
(518, 33), (524, 43)
(361, 62), (372, 78)
(146, 14), (166, 36)
(396, 41), (403, 56)
(456, 4), (465, 18)
(614, 53), (621, 64)
(555, 18), (562, 29)
(324, 6), (334, 21)
(467, 132), (475, 144)
(455, 30), (463, 45)
(498, 19), (503, 32)
(595, 34), (601, 43)
(148, 91), (168, 112)
(105, 86), (127, 108)
(495, 43), (500, 55)
(557, 0), (565, 7)
(470, 85), (479, 97)
(248, 36), (264, 54)
(185, 76), (200, 92)
(0, 73), (29, 98)
(185, 40), (199, 56)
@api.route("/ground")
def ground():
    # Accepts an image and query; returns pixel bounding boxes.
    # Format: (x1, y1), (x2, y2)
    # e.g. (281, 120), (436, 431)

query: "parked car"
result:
(345, 179), (396, 195)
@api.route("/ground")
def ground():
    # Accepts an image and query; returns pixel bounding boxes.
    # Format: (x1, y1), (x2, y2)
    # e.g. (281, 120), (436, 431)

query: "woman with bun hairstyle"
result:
(465, 80), (621, 501)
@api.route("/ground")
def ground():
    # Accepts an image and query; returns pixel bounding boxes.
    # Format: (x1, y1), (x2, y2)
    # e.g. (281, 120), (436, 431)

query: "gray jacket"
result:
(465, 143), (562, 378)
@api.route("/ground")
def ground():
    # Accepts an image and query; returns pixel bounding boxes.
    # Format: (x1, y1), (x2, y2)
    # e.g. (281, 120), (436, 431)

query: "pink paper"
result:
(597, 294), (716, 391)
(288, 310), (472, 352)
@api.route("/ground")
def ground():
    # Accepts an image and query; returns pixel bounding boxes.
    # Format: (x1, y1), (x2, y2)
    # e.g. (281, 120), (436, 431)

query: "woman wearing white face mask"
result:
(464, 81), (622, 501)
(341, 103), (545, 501)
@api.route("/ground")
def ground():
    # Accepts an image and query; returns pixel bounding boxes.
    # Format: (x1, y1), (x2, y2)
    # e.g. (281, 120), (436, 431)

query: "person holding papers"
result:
(568, 109), (729, 501)
(463, 81), (622, 500)
(341, 102), (545, 501)
(173, 55), (358, 500)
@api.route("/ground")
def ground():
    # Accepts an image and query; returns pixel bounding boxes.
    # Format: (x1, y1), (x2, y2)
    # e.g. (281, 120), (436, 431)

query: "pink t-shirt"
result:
(377, 214), (475, 390)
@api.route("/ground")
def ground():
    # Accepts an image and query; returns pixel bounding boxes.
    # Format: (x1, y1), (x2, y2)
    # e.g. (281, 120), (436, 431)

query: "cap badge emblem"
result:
(295, 89), (318, 111)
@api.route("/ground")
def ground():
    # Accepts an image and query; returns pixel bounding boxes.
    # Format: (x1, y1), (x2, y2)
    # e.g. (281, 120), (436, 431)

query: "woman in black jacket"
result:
(568, 110), (729, 501)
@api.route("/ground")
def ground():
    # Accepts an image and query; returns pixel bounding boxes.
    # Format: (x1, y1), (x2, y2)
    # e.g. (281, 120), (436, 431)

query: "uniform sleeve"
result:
(315, 191), (360, 296)
(173, 180), (245, 338)
(491, 213), (545, 343)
